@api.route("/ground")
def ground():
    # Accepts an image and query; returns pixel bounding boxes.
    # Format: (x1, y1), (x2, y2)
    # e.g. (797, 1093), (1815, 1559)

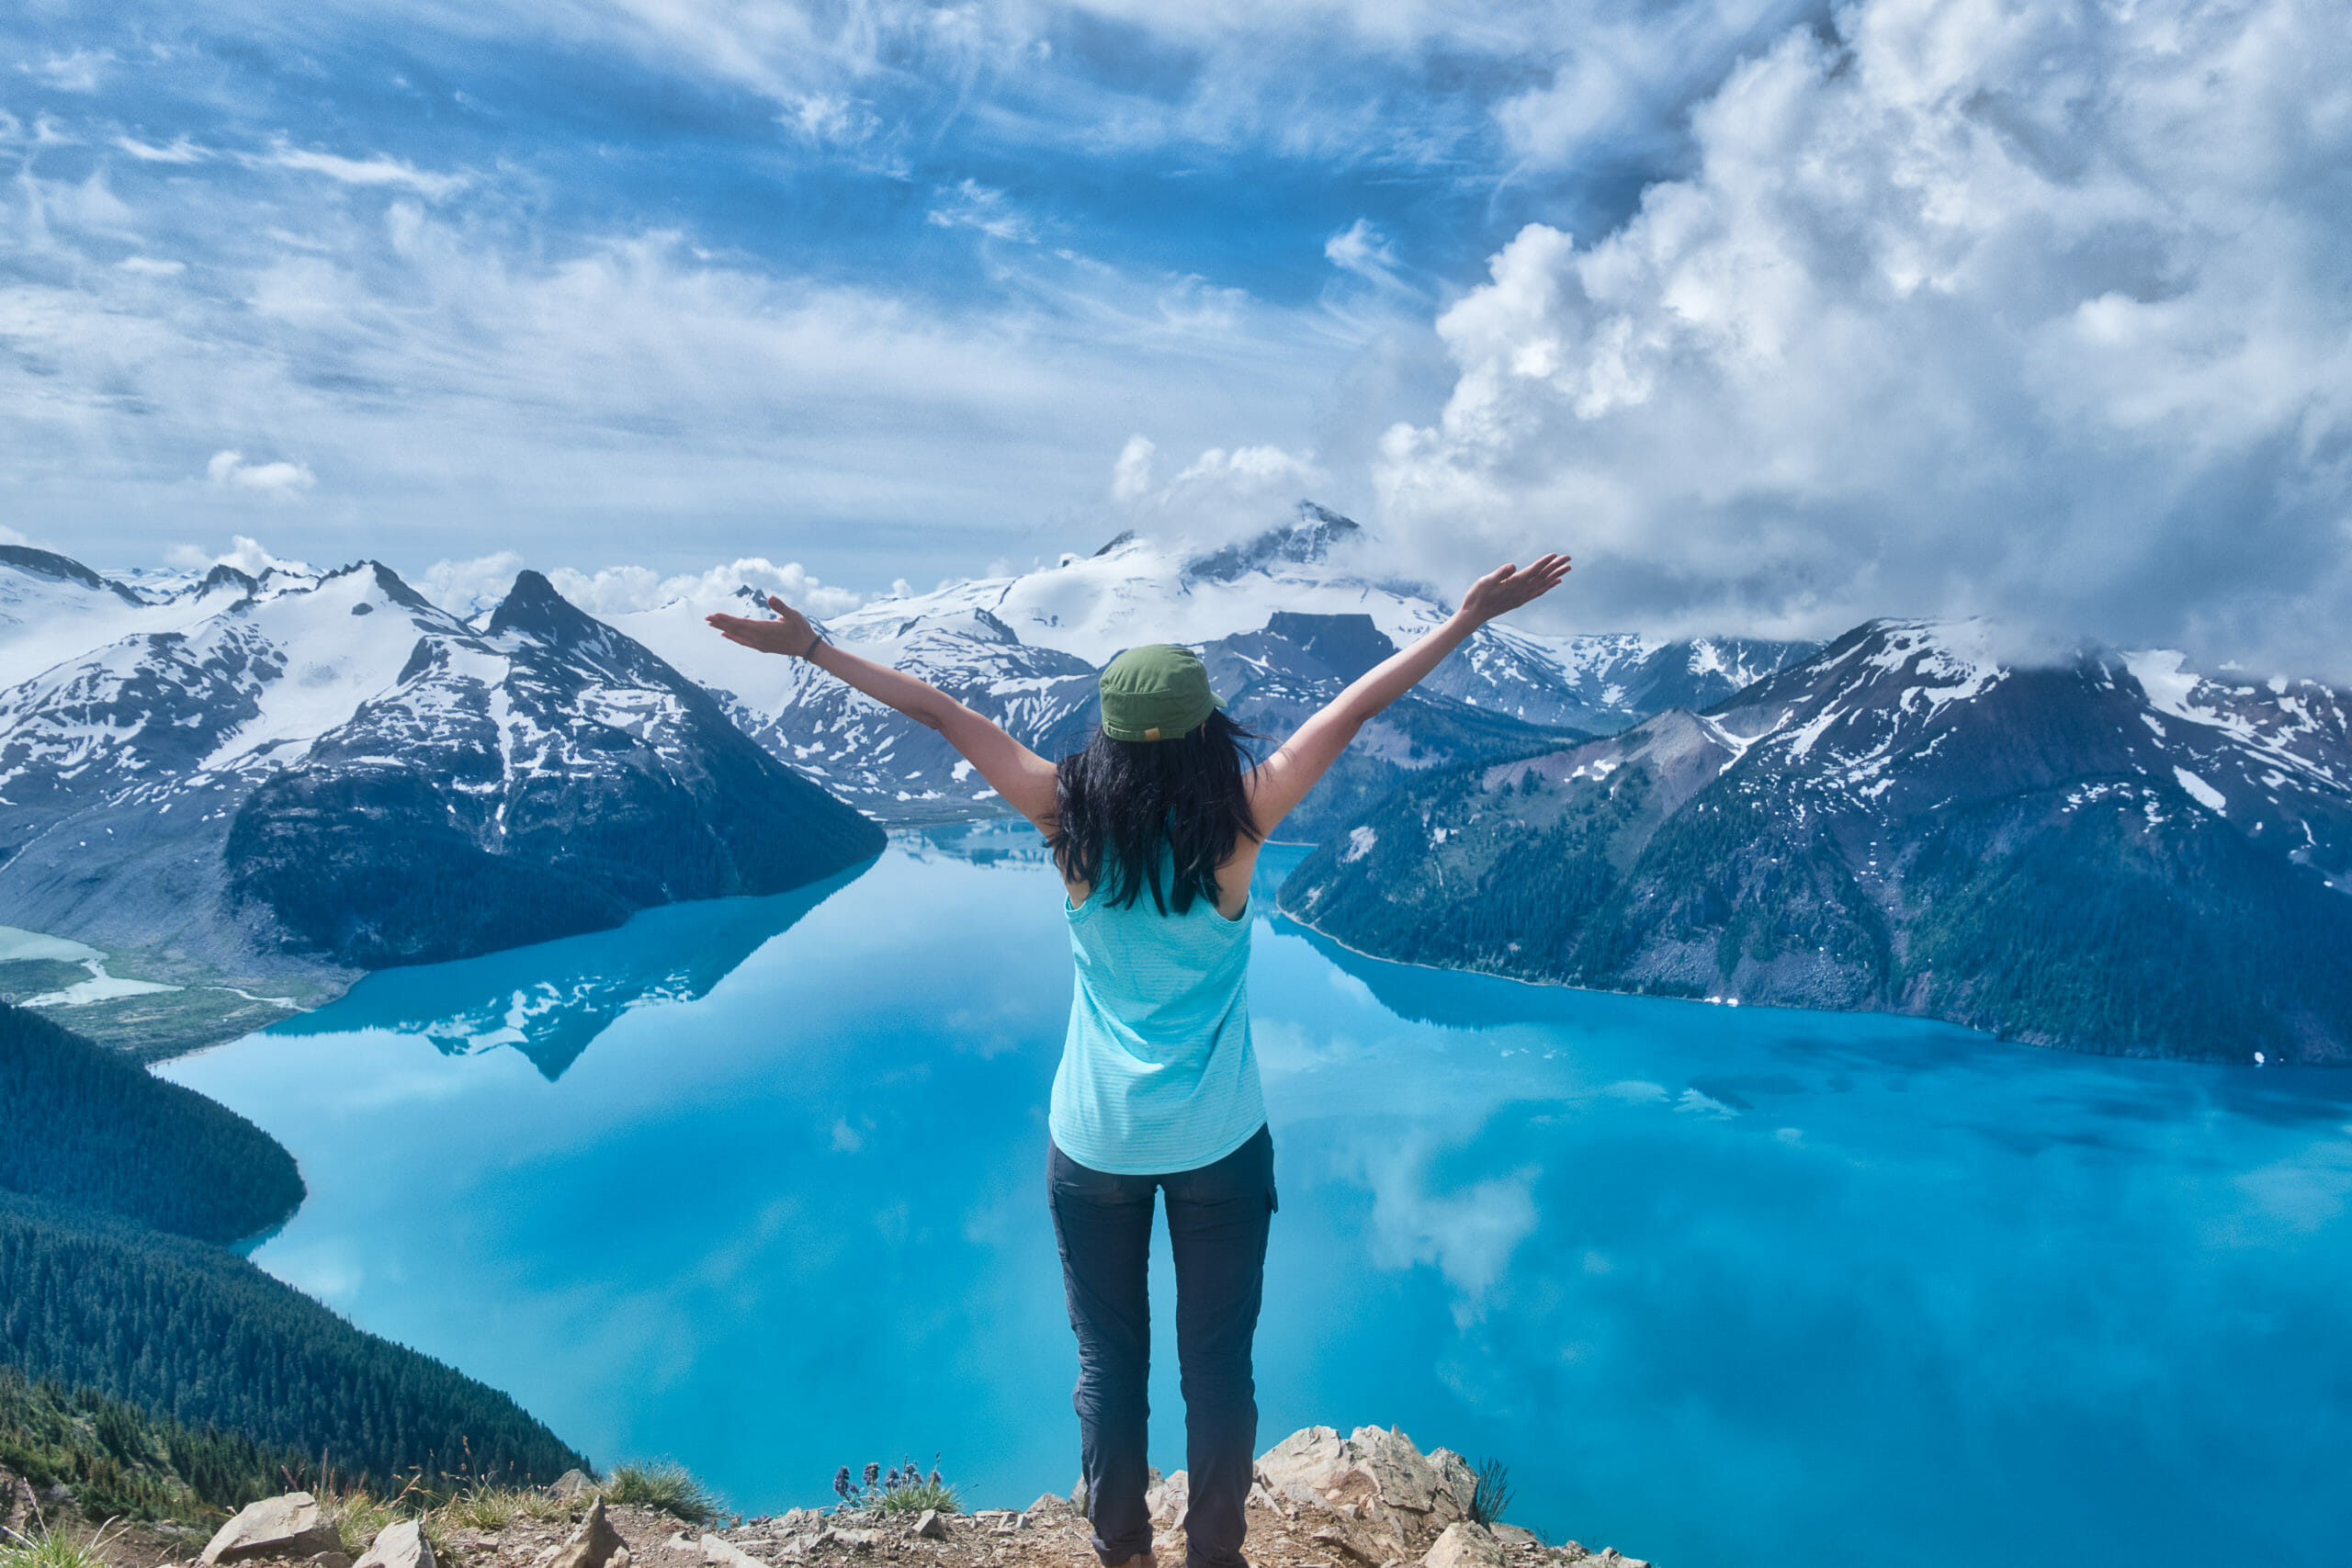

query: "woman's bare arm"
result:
(707, 597), (1061, 831)
(1244, 554), (1571, 838)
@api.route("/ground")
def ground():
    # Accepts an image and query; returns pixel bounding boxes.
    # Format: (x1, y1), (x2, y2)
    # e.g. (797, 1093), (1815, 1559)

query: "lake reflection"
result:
(165, 825), (2352, 1568)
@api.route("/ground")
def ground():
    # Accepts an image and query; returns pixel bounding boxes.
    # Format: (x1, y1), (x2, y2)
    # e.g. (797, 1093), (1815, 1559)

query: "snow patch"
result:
(2173, 767), (2226, 813)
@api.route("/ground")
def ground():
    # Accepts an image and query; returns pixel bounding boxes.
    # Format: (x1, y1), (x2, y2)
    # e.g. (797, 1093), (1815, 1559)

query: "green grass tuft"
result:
(1466, 1459), (1512, 1528)
(600, 1462), (722, 1525)
(319, 1487), (406, 1556)
(0, 1519), (128, 1568)
(870, 1480), (958, 1518)
(433, 1483), (572, 1533)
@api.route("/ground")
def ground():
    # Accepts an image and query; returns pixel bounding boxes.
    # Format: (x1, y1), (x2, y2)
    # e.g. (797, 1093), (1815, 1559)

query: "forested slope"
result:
(0, 1004), (303, 1244)
(0, 1364), (309, 1520)
(0, 1190), (587, 1485)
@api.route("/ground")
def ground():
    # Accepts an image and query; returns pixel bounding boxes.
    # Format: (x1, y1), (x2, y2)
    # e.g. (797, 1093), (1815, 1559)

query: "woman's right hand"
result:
(1457, 553), (1572, 626)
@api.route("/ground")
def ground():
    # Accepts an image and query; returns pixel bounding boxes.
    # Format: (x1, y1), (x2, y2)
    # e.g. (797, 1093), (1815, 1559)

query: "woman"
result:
(707, 553), (1570, 1568)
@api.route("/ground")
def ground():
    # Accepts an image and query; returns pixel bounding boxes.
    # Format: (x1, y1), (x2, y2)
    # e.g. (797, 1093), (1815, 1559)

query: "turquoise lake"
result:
(164, 825), (2352, 1567)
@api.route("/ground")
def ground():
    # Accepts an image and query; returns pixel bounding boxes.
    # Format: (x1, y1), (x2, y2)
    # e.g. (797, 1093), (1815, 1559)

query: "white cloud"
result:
(782, 93), (880, 148)
(118, 256), (186, 276)
(0, 172), (1349, 569)
(1324, 218), (1400, 283)
(263, 143), (468, 199)
(165, 535), (318, 576)
(415, 553), (864, 619)
(1102, 438), (1330, 550)
(1110, 434), (1155, 502)
(417, 551), (527, 616)
(924, 179), (1034, 242)
(115, 135), (208, 164)
(28, 51), (111, 93)
(204, 451), (316, 496)
(1374, 0), (2352, 674)
(544, 558), (866, 618)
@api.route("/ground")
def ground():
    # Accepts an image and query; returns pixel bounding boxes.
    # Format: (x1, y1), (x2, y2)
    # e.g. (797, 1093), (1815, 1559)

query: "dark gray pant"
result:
(1048, 1126), (1276, 1568)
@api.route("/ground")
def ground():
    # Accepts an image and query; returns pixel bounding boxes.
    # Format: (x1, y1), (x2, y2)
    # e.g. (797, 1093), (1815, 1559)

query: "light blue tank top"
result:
(1047, 857), (1267, 1177)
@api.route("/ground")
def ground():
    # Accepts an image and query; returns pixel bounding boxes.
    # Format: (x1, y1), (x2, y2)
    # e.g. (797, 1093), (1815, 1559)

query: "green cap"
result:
(1099, 643), (1222, 742)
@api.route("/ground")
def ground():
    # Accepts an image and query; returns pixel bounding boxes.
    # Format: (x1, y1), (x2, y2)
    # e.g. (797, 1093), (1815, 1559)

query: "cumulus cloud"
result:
(1374, 0), (2352, 674)
(204, 450), (316, 496)
(417, 551), (527, 617)
(414, 553), (865, 619)
(1103, 438), (1330, 549)
(164, 535), (317, 576)
(545, 558), (866, 618)
(1110, 434), (1156, 502)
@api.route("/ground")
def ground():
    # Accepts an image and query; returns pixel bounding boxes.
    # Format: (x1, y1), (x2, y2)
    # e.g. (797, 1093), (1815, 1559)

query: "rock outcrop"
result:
(355, 1519), (436, 1568)
(548, 1497), (630, 1568)
(96, 1428), (1643, 1568)
(200, 1492), (345, 1565)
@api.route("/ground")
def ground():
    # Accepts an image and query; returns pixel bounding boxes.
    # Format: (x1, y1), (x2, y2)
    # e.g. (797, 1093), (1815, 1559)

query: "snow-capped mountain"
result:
(621, 504), (1818, 818)
(1280, 619), (2352, 1063)
(0, 551), (879, 1047)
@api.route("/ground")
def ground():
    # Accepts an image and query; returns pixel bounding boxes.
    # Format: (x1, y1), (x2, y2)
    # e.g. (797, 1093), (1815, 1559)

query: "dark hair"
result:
(1051, 710), (1261, 914)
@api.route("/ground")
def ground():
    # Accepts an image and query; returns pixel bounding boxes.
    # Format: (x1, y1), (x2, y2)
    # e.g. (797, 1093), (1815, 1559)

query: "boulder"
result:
(702, 1536), (763, 1568)
(830, 1529), (880, 1552)
(909, 1511), (950, 1542)
(1492, 1525), (1539, 1551)
(1145, 1471), (1189, 1529)
(548, 1497), (629, 1568)
(1253, 1427), (1464, 1551)
(354, 1520), (435, 1568)
(1424, 1450), (1477, 1518)
(1255, 1427), (1348, 1505)
(202, 1492), (345, 1565)
(1422, 1523), (1508, 1568)
(552, 1472), (596, 1501)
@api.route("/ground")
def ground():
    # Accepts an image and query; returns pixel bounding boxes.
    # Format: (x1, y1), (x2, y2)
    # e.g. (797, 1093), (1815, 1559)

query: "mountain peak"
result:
(0, 545), (144, 606)
(487, 569), (598, 646)
(1183, 502), (1363, 583)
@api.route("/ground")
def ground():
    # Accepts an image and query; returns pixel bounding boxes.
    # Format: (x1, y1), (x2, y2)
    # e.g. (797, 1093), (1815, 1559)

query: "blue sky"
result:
(4, 0), (2348, 671)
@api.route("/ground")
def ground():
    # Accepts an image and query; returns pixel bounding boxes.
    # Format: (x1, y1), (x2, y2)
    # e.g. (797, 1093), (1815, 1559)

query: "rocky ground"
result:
(11, 1428), (1648, 1568)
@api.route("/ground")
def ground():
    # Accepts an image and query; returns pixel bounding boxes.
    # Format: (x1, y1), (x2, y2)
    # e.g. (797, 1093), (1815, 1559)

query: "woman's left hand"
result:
(706, 594), (824, 657)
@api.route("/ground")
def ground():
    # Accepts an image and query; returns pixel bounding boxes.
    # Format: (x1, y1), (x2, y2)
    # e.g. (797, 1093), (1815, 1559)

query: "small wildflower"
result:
(929, 1469), (942, 1489)
(833, 1467), (852, 1499)
(864, 1463), (880, 1490)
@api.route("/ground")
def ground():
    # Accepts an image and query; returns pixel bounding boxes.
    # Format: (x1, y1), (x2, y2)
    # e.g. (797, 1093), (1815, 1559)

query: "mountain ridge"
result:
(1277, 618), (2352, 1061)
(0, 553), (882, 1055)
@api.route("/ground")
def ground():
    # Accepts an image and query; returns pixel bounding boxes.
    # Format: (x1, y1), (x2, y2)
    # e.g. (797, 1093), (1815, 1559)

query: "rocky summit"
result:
(39, 1428), (1645, 1568)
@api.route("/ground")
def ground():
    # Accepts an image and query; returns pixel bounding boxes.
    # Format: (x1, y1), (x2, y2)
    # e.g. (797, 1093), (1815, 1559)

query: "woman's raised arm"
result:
(707, 595), (1061, 831)
(1243, 553), (1571, 838)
